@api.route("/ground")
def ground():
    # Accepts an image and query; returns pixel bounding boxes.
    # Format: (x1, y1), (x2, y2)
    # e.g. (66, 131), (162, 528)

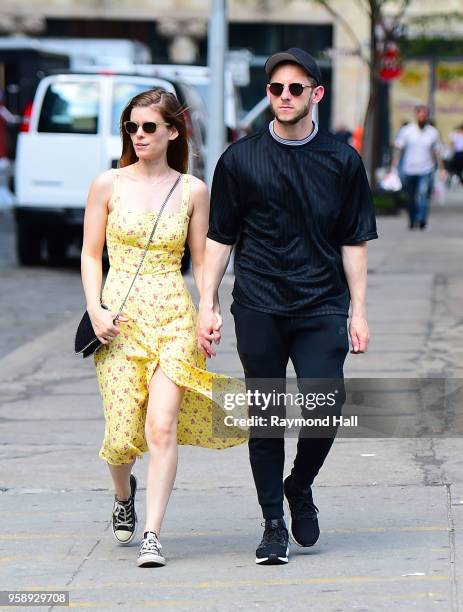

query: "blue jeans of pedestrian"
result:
(405, 172), (434, 226)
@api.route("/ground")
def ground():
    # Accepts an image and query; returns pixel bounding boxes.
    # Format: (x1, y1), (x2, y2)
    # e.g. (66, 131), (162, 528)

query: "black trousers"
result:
(230, 301), (349, 520)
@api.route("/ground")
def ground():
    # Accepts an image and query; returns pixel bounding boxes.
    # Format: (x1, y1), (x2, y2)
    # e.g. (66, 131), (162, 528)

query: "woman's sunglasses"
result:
(123, 121), (171, 134)
(268, 82), (313, 97)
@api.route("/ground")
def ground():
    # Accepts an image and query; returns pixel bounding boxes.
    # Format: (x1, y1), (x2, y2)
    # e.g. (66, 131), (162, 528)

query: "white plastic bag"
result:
(433, 174), (446, 206)
(380, 169), (402, 192)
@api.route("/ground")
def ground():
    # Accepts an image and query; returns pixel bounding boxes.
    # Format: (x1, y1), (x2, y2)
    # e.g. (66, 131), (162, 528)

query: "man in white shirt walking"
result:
(392, 104), (445, 230)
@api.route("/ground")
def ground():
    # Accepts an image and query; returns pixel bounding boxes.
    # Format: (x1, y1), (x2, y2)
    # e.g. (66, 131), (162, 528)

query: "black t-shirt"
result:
(208, 127), (378, 317)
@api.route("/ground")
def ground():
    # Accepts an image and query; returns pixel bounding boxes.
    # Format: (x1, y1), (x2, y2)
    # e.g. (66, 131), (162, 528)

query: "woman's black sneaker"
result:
(255, 519), (289, 565)
(112, 474), (137, 545)
(284, 475), (320, 547)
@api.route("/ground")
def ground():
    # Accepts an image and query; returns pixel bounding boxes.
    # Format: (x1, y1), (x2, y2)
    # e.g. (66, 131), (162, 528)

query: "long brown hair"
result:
(119, 88), (189, 172)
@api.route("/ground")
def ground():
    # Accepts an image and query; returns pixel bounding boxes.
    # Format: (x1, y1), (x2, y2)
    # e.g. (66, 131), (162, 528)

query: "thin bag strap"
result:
(114, 173), (182, 320)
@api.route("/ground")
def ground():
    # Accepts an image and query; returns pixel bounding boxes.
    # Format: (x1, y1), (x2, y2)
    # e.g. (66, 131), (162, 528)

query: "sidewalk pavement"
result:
(1, 200), (463, 611)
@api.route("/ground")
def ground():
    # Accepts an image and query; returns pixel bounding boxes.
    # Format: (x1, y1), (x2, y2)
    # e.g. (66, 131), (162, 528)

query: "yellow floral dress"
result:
(94, 170), (246, 465)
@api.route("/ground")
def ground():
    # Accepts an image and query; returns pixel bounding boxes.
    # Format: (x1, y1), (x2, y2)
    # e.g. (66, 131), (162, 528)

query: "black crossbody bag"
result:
(74, 174), (182, 358)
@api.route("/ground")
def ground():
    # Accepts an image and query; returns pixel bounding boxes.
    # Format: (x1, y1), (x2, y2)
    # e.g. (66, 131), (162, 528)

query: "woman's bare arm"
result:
(81, 170), (128, 344)
(186, 176), (210, 295)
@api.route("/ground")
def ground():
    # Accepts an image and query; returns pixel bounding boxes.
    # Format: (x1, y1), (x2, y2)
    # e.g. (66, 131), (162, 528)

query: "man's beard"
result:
(272, 102), (312, 125)
(417, 119), (427, 129)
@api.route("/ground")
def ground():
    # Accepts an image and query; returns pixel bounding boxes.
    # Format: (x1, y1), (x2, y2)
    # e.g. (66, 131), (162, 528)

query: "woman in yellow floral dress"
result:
(81, 89), (244, 568)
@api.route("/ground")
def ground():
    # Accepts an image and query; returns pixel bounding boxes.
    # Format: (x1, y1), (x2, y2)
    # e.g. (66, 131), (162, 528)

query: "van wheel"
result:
(47, 235), (68, 263)
(16, 223), (42, 266)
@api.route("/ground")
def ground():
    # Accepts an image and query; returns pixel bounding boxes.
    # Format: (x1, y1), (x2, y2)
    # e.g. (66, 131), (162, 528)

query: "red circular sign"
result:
(380, 44), (403, 81)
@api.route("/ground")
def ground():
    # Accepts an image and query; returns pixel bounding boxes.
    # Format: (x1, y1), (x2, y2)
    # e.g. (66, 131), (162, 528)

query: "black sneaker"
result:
(255, 519), (289, 565)
(137, 531), (166, 568)
(284, 475), (320, 547)
(111, 474), (137, 545)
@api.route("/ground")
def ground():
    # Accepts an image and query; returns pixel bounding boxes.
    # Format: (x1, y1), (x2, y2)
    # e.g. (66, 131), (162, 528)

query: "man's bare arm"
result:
(197, 238), (233, 358)
(340, 242), (370, 353)
(390, 146), (402, 171)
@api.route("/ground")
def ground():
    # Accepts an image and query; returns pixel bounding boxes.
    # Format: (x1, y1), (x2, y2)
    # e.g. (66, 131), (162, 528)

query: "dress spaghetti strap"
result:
(180, 174), (191, 217)
(110, 169), (121, 212)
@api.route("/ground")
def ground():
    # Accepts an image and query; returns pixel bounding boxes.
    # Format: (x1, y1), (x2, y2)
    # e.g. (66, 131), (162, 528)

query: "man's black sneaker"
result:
(112, 474), (137, 545)
(284, 475), (320, 547)
(255, 519), (289, 565)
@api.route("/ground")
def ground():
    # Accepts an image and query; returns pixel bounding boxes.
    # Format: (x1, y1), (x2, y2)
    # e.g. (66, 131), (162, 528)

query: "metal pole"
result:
(206, 0), (227, 189)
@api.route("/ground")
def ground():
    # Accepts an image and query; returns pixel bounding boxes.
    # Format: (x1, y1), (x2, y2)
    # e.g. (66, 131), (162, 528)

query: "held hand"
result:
(349, 315), (370, 354)
(197, 305), (222, 358)
(212, 304), (223, 345)
(439, 168), (447, 183)
(89, 306), (130, 345)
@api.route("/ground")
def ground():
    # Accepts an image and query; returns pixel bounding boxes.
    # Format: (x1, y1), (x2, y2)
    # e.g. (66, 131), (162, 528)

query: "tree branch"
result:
(313, 0), (371, 66)
(354, 0), (372, 19)
(389, 0), (411, 32)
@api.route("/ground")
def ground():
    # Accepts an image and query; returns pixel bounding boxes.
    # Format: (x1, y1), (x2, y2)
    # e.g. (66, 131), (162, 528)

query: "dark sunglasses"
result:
(268, 82), (313, 97)
(123, 120), (171, 134)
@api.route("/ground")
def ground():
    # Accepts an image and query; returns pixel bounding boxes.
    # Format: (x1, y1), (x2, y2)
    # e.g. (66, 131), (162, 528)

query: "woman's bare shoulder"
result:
(92, 168), (115, 189)
(88, 169), (116, 201)
(188, 174), (209, 199)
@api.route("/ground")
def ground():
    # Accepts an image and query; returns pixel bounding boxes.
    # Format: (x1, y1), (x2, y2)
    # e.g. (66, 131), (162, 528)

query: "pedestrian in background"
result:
(333, 123), (353, 146)
(197, 48), (377, 565)
(391, 104), (446, 230)
(80, 88), (243, 569)
(0, 89), (15, 159)
(0, 89), (17, 210)
(396, 120), (409, 185)
(449, 123), (463, 185)
(351, 124), (363, 154)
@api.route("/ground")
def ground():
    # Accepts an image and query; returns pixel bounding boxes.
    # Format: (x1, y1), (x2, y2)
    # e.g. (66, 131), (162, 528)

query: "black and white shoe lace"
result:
(137, 531), (166, 567)
(111, 474), (137, 545)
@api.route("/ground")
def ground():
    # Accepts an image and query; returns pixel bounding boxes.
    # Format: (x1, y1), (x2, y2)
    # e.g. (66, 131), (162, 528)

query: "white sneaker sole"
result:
(137, 553), (166, 568)
(255, 545), (289, 565)
(112, 514), (138, 546)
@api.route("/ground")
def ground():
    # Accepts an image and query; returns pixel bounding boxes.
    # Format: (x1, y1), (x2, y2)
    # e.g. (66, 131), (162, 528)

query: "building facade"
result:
(1, 0), (461, 135)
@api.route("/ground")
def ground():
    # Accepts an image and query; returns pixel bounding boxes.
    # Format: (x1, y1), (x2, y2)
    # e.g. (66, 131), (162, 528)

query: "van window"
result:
(111, 82), (165, 135)
(38, 81), (99, 134)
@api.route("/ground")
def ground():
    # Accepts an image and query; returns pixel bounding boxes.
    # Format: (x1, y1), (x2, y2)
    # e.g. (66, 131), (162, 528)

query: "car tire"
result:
(16, 222), (42, 266)
(47, 234), (68, 263)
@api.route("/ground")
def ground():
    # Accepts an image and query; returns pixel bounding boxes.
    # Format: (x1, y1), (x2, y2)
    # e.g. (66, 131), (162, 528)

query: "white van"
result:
(14, 72), (204, 265)
(130, 64), (244, 142)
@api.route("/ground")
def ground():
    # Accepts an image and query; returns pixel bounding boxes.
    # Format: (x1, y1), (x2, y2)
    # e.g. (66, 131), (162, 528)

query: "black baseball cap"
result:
(265, 48), (322, 85)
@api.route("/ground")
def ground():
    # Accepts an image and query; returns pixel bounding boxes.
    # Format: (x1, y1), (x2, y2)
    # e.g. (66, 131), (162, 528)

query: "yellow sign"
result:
(391, 60), (463, 145)
(391, 61), (430, 138)
(435, 61), (463, 143)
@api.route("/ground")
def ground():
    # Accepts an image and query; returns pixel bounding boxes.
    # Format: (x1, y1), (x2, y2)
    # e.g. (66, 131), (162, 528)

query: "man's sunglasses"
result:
(123, 121), (171, 134)
(268, 82), (313, 97)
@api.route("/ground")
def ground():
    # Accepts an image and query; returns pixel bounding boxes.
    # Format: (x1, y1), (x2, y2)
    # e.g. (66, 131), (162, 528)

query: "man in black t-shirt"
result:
(197, 48), (378, 566)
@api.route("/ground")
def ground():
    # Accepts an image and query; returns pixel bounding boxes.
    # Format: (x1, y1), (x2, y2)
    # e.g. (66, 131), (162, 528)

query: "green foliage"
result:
(401, 37), (463, 58)
(373, 190), (404, 214)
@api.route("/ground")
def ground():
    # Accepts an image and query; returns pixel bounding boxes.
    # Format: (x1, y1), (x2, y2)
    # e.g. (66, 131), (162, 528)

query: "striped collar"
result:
(269, 119), (319, 146)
